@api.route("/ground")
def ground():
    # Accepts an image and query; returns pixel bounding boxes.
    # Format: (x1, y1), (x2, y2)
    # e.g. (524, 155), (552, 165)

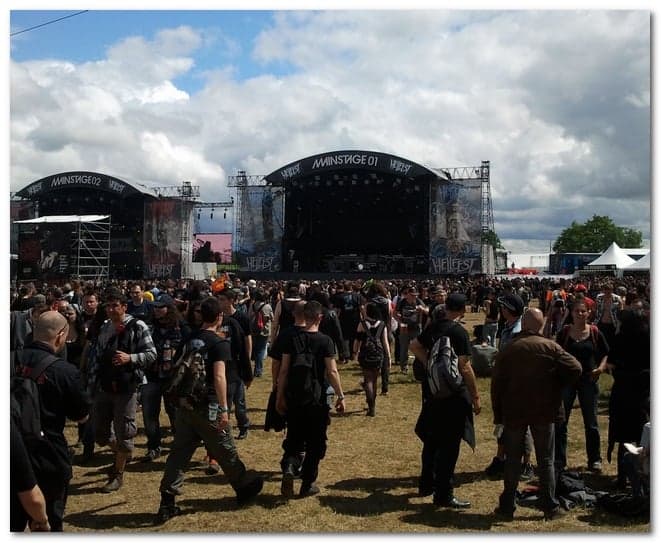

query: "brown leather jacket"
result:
(491, 331), (581, 427)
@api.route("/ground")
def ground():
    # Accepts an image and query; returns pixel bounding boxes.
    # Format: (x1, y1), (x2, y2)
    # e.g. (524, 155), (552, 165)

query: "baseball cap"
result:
(497, 293), (524, 316)
(445, 293), (467, 311)
(575, 284), (587, 293)
(247, 279), (257, 288)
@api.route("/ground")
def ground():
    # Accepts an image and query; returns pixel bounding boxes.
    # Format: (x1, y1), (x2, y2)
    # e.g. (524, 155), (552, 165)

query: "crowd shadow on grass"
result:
(65, 503), (156, 530)
(400, 504), (499, 531)
(319, 492), (413, 517)
(576, 509), (650, 528)
(328, 475), (418, 494)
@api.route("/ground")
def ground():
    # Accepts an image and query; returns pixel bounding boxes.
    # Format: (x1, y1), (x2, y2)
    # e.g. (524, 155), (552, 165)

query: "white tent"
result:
(586, 242), (636, 270)
(626, 251), (650, 270)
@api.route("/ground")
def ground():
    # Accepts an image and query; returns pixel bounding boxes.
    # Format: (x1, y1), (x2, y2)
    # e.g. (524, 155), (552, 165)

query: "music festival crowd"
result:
(9, 272), (650, 530)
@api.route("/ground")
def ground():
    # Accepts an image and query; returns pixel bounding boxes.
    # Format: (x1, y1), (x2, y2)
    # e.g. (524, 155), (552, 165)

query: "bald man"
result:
(491, 308), (582, 522)
(13, 311), (90, 532)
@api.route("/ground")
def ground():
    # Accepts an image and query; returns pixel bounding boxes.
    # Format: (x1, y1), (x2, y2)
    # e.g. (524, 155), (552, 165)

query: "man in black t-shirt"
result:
(275, 301), (346, 498)
(14, 311), (90, 531)
(410, 293), (481, 509)
(157, 296), (263, 524)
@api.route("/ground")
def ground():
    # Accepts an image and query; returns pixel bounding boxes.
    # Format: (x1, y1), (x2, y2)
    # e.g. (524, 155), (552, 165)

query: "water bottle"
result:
(208, 400), (219, 422)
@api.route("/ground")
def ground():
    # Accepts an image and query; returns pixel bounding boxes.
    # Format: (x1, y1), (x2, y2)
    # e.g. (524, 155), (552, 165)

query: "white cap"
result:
(247, 279), (257, 288)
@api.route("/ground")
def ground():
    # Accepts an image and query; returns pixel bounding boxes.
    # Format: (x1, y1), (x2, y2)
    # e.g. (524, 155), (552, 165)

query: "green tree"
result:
(482, 230), (504, 250)
(552, 215), (643, 253)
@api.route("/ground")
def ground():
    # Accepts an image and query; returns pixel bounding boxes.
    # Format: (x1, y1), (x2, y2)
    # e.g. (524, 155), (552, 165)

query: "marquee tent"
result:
(586, 242), (636, 270)
(626, 251), (650, 271)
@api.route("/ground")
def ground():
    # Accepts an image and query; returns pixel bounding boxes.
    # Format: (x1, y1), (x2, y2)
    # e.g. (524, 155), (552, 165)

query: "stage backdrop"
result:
(429, 178), (482, 274)
(235, 187), (285, 273)
(143, 200), (183, 278)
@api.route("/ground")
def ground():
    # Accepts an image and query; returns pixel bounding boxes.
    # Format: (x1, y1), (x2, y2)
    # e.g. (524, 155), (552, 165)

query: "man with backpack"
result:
(275, 301), (346, 498)
(248, 288), (273, 378)
(11, 310), (90, 531)
(156, 296), (263, 523)
(409, 293), (480, 509)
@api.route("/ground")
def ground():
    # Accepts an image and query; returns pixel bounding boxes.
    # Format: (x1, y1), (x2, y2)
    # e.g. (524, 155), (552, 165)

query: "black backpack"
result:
(359, 320), (385, 369)
(166, 337), (212, 410)
(286, 332), (323, 409)
(11, 353), (67, 485)
(426, 323), (464, 399)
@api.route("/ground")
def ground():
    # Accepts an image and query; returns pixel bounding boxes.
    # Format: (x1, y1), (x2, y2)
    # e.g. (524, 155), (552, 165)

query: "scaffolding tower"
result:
(74, 216), (112, 280)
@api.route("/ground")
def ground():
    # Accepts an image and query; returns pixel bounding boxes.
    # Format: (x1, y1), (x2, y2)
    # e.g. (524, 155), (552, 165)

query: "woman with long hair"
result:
(353, 302), (390, 417)
(554, 299), (609, 473)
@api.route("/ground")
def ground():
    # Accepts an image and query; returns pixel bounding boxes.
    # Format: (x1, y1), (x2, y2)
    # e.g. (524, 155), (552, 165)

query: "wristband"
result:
(218, 406), (229, 414)
(337, 394), (345, 401)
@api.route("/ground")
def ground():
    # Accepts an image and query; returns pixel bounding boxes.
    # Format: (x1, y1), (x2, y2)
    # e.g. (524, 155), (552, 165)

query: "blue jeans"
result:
(227, 378), (250, 431)
(555, 379), (601, 470)
(500, 423), (559, 514)
(251, 335), (268, 377)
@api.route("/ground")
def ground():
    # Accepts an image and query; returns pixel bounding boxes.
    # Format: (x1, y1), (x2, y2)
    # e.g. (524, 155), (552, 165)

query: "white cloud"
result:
(10, 10), (650, 250)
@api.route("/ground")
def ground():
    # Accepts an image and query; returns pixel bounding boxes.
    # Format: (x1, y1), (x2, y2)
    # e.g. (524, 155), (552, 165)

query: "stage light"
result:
(338, 180), (344, 186)
(326, 180), (331, 187)
(315, 175), (321, 181)
(223, 210), (227, 219)
(210, 207), (214, 219)
(352, 173), (358, 180)
(351, 179), (357, 186)
(197, 211), (201, 220)
(333, 174), (340, 181)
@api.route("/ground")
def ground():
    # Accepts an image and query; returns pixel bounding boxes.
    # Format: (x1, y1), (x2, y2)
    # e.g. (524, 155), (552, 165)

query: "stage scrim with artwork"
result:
(193, 233), (233, 264)
(429, 178), (482, 274)
(143, 199), (183, 278)
(236, 187), (284, 272)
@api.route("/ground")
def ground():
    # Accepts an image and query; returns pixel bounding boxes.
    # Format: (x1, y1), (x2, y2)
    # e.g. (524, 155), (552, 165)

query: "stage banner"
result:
(17, 222), (73, 280)
(144, 199), (183, 278)
(193, 233), (233, 264)
(429, 179), (482, 274)
(236, 187), (284, 273)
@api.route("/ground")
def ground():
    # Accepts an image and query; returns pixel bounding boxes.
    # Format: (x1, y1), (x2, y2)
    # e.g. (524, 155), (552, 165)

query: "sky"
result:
(7, 5), (654, 253)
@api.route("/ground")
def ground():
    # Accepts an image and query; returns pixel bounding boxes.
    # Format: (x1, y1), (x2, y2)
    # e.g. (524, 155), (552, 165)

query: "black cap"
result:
(445, 293), (467, 311)
(153, 294), (174, 307)
(497, 293), (524, 316)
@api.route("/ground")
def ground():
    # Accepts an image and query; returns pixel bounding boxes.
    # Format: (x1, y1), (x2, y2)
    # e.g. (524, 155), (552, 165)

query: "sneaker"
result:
(366, 405), (375, 417)
(156, 504), (181, 524)
(543, 507), (567, 520)
(205, 456), (221, 475)
(493, 506), (515, 521)
(142, 448), (161, 462)
(299, 483), (320, 498)
(236, 428), (249, 440)
(485, 456), (505, 478)
(101, 472), (123, 493)
(588, 461), (603, 473)
(236, 474), (264, 505)
(520, 462), (535, 481)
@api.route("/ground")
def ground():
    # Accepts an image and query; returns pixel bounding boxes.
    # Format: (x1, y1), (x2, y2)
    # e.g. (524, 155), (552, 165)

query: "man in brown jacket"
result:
(491, 308), (581, 521)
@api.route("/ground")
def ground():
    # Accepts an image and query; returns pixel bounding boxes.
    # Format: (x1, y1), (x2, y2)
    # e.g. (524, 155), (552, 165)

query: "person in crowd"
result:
(269, 281), (303, 345)
(127, 282), (155, 330)
(353, 302), (390, 417)
(93, 289), (157, 492)
(395, 286), (426, 374)
(57, 301), (86, 369)
(409, 293), (481, 508)
(334, 281), (362, 365)
(276, 301), (346, 498)
(11, 282), (38, 311)
(141, 294), (190, 462)
(80, 291), (101, 336)
(606, 299), (650, 488)
(491, 308), (582, 521)
(248, 288), (273, 378)
(485, 293), (533, 479)
(592, 282), (623, 349)
(216, 288), (253, 441)
(13, 311), (90, 531)
(156, 296), (263, 523)
(555, 298), (610, 473)
(11, 296), (50, 375)
(481, 288), (499, 347)
(362, 281), (394, 395)
(11, 418), (50, 532)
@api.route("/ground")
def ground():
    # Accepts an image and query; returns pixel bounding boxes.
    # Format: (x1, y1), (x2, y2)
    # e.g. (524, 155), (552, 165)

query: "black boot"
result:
(156, 492), (181, 524)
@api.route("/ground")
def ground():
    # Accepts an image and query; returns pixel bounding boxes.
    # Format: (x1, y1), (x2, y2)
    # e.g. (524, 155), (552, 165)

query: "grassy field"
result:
(62, 309), (650, 533)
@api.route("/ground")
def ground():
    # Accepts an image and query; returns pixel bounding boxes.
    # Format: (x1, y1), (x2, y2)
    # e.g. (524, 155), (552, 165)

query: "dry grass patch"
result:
(62, 309), (650, 533)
